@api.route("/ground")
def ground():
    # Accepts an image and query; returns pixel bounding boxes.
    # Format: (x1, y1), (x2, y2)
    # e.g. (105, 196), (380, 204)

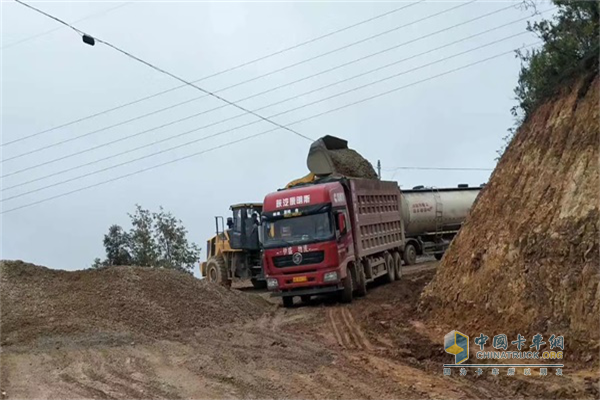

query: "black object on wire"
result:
(3, 0), (426, 146)
(3, 2), (524, 164)
(13, 0), (313, 143)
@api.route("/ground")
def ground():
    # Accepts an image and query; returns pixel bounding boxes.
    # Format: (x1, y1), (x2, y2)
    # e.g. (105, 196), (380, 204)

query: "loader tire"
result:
(206, 256), (231, 288)
(393, 251), (402, 280)
(383, 253), (396, 283)
(403, 244), (417, 266)
(355, 261), (367, 297)
(339, 271), (353, 303)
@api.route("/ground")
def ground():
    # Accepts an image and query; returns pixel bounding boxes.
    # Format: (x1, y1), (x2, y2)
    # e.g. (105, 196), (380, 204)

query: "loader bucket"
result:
(307, 135), (349, 176)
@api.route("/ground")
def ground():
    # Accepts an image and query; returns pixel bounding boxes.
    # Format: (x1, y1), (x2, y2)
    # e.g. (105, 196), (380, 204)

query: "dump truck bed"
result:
(345, 178), (405, 258)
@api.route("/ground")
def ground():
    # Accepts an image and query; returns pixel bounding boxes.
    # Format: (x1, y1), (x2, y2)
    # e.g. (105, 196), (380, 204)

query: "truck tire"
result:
(355, 261), (367, 297)
(282, 296), (294, 308)
(393, 251), (402, 280)
(434, 252), (444, 261)
(206, 256), (231, 287)
(339, 272), (353, 303)
(251, 278), (267, 289)
(383, 253), (396, 283)
(403, 243), (417, 266)
(300, 295), (311, 303)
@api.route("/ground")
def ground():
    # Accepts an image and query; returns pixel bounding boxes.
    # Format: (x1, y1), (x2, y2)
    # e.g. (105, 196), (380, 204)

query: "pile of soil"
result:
(420, 74), (599, 365)
(0, 260), (270, 346)
(327, 148), (378, 179)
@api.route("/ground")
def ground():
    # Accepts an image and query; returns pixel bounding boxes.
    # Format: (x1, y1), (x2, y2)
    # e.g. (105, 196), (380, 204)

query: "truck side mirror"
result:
(226, 217), (234, 229)
(337, 213), (347, 235)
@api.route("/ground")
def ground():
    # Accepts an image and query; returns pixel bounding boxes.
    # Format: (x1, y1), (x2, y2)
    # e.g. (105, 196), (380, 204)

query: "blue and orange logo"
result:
(445, 331), (469, 364)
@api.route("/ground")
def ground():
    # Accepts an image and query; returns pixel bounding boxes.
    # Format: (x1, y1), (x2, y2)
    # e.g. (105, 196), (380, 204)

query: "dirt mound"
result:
(420, 74), (599, 365)
(327, 148), (378, 179)
(0, 260), (271, 346)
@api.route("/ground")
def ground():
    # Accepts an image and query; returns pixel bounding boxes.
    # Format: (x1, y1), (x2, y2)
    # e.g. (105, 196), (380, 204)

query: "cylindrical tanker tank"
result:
(400, 187), (480, 236)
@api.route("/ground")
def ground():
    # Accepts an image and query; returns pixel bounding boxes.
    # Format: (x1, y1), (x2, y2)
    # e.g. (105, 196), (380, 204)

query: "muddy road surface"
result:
(1, 261), (595, 399)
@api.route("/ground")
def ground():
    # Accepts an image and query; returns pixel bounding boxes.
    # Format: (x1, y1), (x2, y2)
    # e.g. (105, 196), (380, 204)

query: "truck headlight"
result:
(266, 278), (279, 289)
(323, 271), (338, 282)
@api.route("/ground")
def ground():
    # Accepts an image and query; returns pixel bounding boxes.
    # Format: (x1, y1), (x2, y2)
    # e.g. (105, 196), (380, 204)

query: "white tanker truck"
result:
(400, 185), (481, 265)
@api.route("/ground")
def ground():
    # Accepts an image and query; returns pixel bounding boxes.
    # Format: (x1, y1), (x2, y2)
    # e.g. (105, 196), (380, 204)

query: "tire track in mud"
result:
(327, 307), (374, 351)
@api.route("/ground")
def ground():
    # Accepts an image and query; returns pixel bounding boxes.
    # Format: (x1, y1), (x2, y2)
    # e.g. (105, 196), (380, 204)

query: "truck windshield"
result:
(263, 213), (333, 248)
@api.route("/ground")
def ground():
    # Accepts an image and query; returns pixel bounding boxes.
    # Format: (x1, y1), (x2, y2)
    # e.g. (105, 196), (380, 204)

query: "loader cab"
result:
(229, 203), (263, 251)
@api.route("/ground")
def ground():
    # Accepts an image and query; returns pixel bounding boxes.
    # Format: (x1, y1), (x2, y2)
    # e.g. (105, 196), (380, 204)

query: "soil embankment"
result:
(421, 75), (599, 366)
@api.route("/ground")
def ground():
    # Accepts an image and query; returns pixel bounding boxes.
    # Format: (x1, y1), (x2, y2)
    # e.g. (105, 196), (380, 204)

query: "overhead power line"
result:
(2, 6), (534, 177)
(2, 0), (425, 147)
(385, 166), (494, 171)
(2, 2), (130, 49)
(2, 2), (523, 165)
(2, 26), (534, 185)
(1, 42), (539, 214)
(13, 0), (313, 145)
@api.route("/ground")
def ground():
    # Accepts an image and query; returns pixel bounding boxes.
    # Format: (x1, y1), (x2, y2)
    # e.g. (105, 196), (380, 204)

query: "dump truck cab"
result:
(262, 182), (355, 303)
(201, 203), (264, 288)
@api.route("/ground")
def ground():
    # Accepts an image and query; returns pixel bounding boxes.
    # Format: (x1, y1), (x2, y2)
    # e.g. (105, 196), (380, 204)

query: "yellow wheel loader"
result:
(200, 203), (265, 288)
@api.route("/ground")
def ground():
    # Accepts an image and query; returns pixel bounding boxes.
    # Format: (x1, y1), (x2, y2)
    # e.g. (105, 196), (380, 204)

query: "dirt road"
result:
(1, 261), (596, 399)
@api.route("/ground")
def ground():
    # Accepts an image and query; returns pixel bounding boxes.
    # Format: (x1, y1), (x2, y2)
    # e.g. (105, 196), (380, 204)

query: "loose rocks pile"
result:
(0, 260), (270, 346)
(327, 148), (378, 180)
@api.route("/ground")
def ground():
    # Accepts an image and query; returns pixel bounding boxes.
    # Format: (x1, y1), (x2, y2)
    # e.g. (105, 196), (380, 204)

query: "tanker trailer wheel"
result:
(383, 253), (396, 283)
(206, 256), (231, 288)
(354, 261), (367, 297)
(393, 251), (402, 280)
(403, 244), (417, 266)
(339, 267), (354, 303)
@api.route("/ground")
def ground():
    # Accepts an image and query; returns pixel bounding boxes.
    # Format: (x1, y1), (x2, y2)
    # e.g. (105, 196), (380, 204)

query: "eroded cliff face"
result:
(421, 74), (599, 364)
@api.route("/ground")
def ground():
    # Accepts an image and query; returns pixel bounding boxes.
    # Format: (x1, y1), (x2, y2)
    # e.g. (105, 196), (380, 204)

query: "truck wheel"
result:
(403, 244), (417, 266)
(206, 256), (231, 287)
(434, 252), (444, 261)
(300, 295), (311, 303)
(383, 253), (396, 283)
(393, 251), (402, 280)
(339, 273), (353, 303)
(355, 261), (367, 297)
(282, 296), (294, 308)
(251, 279), (267, 289)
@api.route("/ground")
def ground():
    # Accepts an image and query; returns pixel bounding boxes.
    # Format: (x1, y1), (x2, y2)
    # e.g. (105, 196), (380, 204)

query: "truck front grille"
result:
(273, 251), (325, 268)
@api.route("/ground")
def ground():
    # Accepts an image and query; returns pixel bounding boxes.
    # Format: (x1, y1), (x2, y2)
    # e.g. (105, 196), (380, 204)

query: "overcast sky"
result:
(1, 0), (550, 274)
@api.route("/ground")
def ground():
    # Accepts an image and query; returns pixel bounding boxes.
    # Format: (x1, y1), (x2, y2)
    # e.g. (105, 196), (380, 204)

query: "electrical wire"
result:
(13, 0), (313, 145)
(2, 23), (536, 185)
(2, 2), (131, 49)
(2, 0), (425, 147)
(1, 42), (539, 214)
(3, 2), (522, 163)
(385, 167), (494, 171)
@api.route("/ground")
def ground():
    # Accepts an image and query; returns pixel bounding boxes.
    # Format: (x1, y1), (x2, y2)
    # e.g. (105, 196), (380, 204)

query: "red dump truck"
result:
(262, 178), (405, 307)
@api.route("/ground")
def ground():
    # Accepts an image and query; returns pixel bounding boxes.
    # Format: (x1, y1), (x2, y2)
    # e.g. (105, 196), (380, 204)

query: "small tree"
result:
(498, 1), (598, 157)
(128, 205), (158, 267)
(92, 205), (200, 273)
(153, 207), (201, 273)
(103, 224), (132, 266)
(513, 1), (599, 119)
